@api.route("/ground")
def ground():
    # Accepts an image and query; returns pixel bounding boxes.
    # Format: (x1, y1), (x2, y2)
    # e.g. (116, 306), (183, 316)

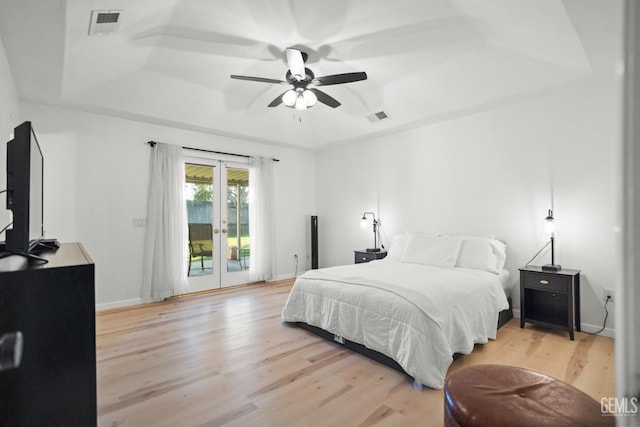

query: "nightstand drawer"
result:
(354, 250), (387, 264)
(356, 252), (376, 263)
(522, 271), (570, 293)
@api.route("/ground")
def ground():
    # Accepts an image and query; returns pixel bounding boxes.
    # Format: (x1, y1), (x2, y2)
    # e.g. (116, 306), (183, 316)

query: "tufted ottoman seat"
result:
(444, 364), (614, 427)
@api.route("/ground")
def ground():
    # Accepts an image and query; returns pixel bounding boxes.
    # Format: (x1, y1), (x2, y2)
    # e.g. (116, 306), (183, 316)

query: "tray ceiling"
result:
(0, 0), (621, 150)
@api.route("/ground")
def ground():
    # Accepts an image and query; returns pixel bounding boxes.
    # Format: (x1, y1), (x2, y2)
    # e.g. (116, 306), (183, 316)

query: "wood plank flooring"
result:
(96, 279), (614, 427)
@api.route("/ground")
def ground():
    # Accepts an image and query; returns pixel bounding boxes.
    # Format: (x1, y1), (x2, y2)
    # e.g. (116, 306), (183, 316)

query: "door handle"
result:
(214, 229), (220, 234)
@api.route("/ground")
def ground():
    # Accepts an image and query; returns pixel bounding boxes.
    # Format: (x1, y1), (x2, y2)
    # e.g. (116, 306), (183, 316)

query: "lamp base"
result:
(366, 248), (381, 253)
(542, 264), (562, 272)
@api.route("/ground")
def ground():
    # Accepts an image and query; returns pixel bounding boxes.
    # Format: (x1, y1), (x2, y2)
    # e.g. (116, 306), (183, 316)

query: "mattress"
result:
(497, 269), (512, 297)
(281, 260), (510, 389)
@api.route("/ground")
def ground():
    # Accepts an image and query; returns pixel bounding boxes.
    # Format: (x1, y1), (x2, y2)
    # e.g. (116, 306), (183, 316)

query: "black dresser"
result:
(0, 242), (96, 426)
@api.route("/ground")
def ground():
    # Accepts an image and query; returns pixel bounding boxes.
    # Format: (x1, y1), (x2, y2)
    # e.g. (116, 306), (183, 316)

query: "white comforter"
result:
(281, 260), (510, 389)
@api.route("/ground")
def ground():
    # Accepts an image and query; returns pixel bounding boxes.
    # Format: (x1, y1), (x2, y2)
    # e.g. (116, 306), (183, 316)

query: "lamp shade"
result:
(544, 209), (556, 235)
(541, 208), (561, 272)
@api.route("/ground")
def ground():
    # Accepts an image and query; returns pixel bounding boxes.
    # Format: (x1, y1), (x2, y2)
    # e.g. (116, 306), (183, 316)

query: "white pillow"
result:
(493, 240), (507, 271)
(386, 233), (408, 262)
(401, 234), (462, 268)
(456, 236), (507, 274)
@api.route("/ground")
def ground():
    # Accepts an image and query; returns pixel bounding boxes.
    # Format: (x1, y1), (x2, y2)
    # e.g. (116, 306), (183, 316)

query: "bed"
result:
(281, 232), (512, 389)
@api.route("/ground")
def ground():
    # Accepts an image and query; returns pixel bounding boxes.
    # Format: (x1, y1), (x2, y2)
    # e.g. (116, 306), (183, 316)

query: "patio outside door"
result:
(184, 158), (251, 292)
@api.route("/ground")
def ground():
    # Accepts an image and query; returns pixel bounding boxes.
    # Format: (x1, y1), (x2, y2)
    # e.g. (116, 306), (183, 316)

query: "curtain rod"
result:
(147, 141), (279, 162)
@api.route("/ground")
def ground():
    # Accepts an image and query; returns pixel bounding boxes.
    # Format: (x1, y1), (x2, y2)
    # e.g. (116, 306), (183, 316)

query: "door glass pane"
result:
(185, 163), (214, 277)
(226, 168), (250, 272)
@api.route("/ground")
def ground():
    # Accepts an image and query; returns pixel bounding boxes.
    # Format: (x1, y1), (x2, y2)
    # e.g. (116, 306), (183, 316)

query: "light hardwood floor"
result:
(96, 279), (614, 427)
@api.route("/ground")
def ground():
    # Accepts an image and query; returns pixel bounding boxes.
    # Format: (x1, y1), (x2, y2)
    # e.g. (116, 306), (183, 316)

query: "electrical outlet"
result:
(603, 288), (615, 302)
(133, 218), (147, 227)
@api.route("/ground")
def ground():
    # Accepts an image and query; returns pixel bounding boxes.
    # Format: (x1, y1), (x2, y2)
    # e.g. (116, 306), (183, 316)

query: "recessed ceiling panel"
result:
(0, 0), (614, 149)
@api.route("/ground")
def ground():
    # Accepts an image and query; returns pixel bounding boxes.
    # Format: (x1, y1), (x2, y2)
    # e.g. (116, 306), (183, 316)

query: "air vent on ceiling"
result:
(367, 110), (390, 122)
(88, 10), (124, 36)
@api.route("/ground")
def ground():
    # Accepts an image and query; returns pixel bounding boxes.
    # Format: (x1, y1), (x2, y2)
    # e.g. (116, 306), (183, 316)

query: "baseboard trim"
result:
(96, 298), (143, 312)
(512, 309), (614, 338)
(577, 323), (615, 338)
(272, 273), (298, 282)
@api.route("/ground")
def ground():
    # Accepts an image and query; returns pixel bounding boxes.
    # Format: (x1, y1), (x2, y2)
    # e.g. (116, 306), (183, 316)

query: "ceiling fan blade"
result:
(309, 88), (341, 108)
(312, 72), (368, 86)
(268, 92), (287, 107)
(230, 75), (288, 84)
(285, 48), (306, 81)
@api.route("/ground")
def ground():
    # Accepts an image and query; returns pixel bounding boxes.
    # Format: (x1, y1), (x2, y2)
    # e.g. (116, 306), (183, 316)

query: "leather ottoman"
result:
(444, 364), (614, 427)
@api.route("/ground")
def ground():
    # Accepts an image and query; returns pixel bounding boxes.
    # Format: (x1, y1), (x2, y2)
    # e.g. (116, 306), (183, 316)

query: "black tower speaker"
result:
(311, 215), (318, 269)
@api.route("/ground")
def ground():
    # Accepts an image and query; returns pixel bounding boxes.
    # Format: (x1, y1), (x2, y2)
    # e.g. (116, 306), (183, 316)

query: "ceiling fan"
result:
(230, 48), (367, 111)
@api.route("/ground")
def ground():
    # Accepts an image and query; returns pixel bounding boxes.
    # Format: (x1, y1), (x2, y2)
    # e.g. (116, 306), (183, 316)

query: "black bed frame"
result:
(287, 298), (514, 384)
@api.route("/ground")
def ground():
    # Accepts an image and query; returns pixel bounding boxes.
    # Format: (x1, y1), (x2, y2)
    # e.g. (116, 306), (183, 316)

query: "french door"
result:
(184, 157), (250, 291)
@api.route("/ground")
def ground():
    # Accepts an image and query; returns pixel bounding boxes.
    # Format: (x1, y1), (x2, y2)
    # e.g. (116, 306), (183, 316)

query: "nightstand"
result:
(519, 266), (581, 340)
(354, 250), (387, 264)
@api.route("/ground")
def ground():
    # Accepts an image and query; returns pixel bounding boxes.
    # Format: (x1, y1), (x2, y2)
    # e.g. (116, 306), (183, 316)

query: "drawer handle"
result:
(540, 280), (549, 285)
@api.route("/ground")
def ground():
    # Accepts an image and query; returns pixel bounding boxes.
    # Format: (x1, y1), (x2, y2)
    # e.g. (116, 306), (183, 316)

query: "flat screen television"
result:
(2, 121), (46, 261)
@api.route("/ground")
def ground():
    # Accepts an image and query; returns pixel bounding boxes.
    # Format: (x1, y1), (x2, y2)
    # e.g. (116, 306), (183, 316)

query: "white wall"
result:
(2, 12), (621, 335)
(19, 102), (316, 308)
(316, 79), (621, 335)
(0, 35), (19, 229)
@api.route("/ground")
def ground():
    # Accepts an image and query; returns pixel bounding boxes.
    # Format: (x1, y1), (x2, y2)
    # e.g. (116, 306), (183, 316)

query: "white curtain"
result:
(248, 156), (276, 282)
(141, 143), (187, 301)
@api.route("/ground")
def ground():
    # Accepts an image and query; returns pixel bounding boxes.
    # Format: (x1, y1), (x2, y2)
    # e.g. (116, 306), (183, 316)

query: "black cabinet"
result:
(354, 250), (387, 264)
(519, 266), (581, 340)
(0, 242), (96, 426)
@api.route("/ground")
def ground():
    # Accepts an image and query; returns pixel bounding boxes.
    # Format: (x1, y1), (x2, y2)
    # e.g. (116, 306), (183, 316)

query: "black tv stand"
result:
(0, 238), (60, 263)
(0, 250), (48, 263)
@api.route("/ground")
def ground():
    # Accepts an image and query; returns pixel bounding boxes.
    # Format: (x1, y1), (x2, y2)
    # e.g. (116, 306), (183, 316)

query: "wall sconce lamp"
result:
(541, 209), (562, 272)
(360, 212), (380, 252)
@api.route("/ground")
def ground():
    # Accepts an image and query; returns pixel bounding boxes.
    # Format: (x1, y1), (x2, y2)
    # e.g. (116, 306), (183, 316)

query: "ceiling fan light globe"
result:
(282, 90), (297, 107)
(294, 94), (307, 111)
(303, 90), (317, 107)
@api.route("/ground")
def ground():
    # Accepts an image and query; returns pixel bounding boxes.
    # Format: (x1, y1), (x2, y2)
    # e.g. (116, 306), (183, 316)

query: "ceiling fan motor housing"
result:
(286, 68), (315, 88)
